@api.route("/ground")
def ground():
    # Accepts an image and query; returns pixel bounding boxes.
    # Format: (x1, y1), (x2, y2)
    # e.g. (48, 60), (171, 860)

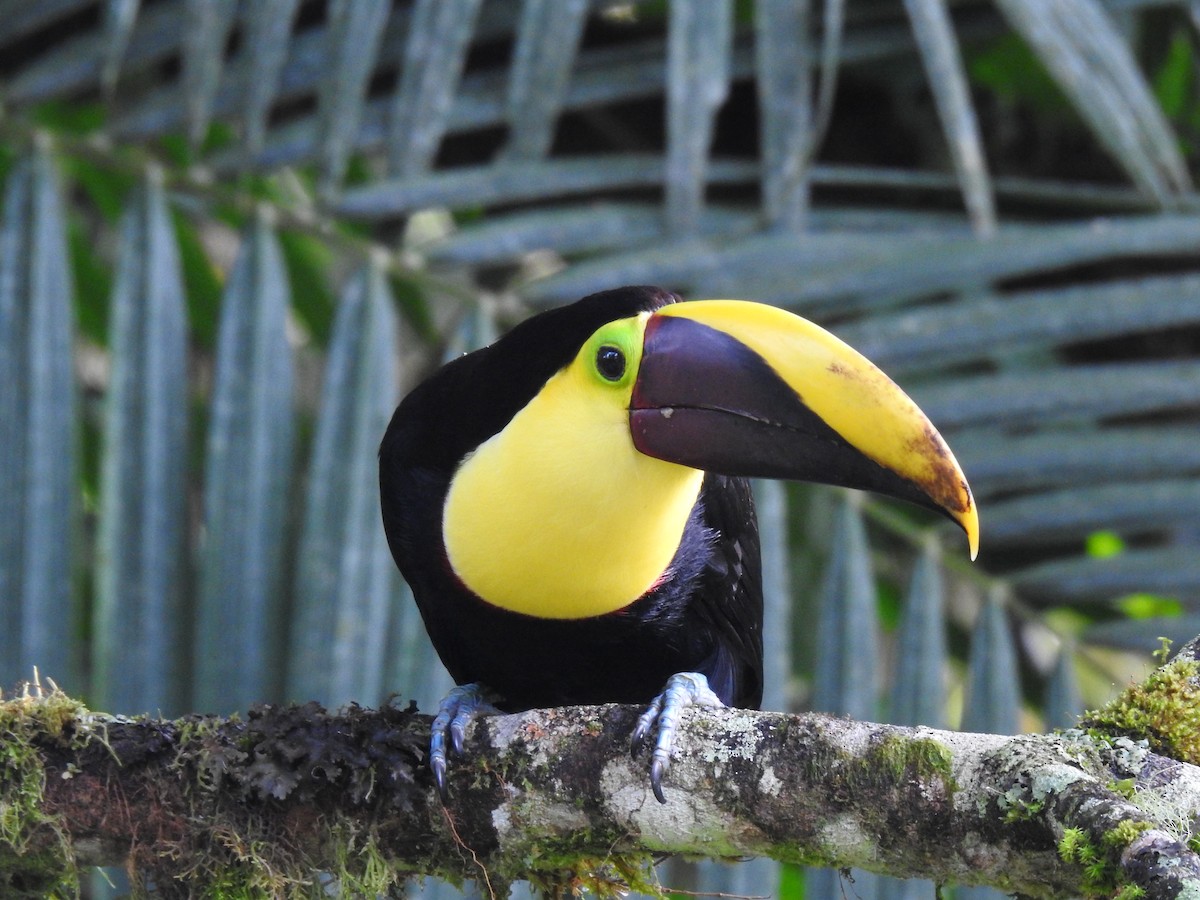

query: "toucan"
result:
(379, 285), (977, 803)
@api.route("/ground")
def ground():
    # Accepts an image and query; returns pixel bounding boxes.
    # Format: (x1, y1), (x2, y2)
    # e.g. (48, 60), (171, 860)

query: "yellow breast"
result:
(442, 318), (704, 619)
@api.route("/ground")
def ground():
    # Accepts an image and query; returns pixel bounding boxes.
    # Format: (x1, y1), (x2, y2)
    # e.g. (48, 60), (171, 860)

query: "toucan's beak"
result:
(629, 300), (979, 559)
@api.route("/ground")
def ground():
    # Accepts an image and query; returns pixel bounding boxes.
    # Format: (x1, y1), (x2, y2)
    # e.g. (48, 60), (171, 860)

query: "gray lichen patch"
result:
(598, 757), (741, 855)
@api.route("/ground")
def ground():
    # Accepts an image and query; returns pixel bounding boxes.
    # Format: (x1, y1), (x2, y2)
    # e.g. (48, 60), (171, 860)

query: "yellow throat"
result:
(442, 314), (704, 619)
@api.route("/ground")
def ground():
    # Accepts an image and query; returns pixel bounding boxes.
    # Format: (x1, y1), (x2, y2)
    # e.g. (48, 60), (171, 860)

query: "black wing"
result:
(693, 473), (765, 709)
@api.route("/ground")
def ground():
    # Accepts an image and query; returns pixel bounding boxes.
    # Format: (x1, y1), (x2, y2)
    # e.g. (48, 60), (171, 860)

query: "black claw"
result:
(432, 757), (449, 802)
(631, 729), (647, 758)
(650, 759), (667, 804)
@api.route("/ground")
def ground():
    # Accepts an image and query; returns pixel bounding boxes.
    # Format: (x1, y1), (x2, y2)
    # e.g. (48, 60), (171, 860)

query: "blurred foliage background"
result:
(1, 0), (1199, 897)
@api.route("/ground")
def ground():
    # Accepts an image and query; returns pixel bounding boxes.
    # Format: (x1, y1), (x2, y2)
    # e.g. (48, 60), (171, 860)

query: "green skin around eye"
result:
(585, 316), (646, 389)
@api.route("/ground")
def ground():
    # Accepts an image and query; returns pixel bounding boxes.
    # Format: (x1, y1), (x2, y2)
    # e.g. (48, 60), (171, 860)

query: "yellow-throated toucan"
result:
(379, 285), (977, 802)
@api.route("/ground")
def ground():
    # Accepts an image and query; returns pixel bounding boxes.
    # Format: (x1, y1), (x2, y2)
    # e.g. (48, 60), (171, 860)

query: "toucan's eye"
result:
(596, 345), (626, 382)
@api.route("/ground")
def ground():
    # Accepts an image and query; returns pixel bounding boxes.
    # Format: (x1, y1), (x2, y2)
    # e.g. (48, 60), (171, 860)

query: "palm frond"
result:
(0, 149), (77, 690)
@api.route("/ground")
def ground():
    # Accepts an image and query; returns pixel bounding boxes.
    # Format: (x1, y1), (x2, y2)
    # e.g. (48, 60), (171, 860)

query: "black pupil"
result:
(596, 345), (625, 381)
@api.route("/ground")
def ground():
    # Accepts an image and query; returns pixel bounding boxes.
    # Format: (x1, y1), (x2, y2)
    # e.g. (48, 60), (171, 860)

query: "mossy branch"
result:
(3, 659), (1200, 899)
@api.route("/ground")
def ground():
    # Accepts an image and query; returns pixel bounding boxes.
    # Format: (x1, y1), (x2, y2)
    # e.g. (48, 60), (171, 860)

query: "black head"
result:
(381, 286), (680, 473)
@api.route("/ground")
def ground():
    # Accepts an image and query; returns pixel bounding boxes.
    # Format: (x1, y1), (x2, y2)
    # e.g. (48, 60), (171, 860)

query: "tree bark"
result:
(2, 682), (1199, 899)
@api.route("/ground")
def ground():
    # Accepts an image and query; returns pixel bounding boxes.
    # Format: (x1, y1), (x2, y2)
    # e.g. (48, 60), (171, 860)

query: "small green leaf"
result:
(1116, 594), (1182, 620)
(876, 581), (902, 631)
(389, 273), (436, 343)
(200, 120), (238, 156)
(64, 156), (134, 223)
(968, 35), (1068, 113)
(172, 209), (223, 349)
(278, 230), (335, 346)
(30, 100), (107, 134)
(1087, 530), (1125, 559)
(1153, 30), (1193, 119)
(68, 221), (112, 345)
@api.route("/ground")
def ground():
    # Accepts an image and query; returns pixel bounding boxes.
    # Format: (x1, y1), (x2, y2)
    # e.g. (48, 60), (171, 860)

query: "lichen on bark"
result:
(2, 679), (1200, 899)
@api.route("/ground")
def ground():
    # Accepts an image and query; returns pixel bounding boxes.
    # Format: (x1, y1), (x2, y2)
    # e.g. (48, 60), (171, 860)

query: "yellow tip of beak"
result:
(961, 500), (980, 561)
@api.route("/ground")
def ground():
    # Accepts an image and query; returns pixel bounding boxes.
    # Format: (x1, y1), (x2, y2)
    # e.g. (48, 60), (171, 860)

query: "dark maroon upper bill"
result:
(629, 314), (958, 521)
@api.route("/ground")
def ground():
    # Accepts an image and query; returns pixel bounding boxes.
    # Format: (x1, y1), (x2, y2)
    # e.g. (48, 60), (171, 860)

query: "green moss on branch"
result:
(0, 684), (86, 897)
(1082, 655), (1200, 766)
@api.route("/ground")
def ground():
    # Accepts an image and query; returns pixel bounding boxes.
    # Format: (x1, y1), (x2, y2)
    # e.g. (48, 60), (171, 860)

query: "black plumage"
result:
(378, 286), (764, 712)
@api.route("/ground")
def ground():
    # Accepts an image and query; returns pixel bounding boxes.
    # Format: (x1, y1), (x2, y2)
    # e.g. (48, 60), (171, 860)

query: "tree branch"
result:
(3, 674), (1199, 900)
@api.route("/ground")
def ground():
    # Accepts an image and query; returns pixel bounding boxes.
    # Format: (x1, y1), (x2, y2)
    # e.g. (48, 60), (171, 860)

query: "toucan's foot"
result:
(430, 683), (500, 801)
(630, 672), (723, 803)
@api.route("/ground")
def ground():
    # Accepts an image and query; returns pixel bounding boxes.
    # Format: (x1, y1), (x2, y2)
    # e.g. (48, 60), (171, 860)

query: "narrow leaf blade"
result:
(952, 427), (1200, 497)
(666, 0), (733, 232)
(502, 0), (589, 162)
(289, 262), (401, 707)
(100, 0), (141, 94)
(981, 480), (1200, 547)
(0, 151), (78, 690)
(1015, 548), (1200, 606)
(317, 0), (391, 190)
(755, 479), (792, 713)
(902, 0), (996, 234)
(914, 361), (1200, 432)
(810, 500), (881, 900)
(890, 549), (948, 727)
(94, 172), (189, 715)
(961, 597), (1020, 735)
(196, 216), (295, 713)
(238, 0), (302, 161)
(388, 0), (484, 177)
(334, 156), (756, 220)
(841, 272), (1200, 374)
(182, 0), (238, 145)
(755, 0), (813, 230)
(1085, 615), (1200, 653)
(812, 497), (877, 719)
(1044, 647), (1082, 730)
